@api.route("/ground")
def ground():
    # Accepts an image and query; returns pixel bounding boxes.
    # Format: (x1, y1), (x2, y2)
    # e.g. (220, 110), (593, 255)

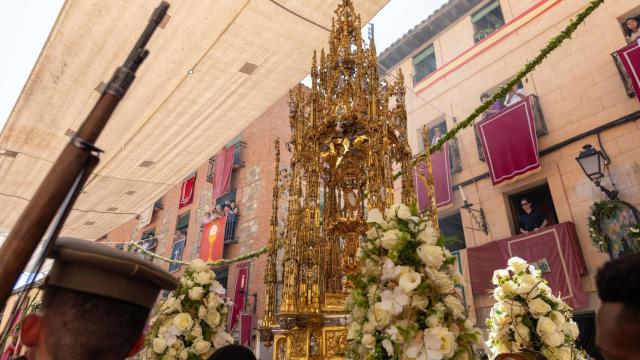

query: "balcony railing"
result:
(475, 94), (547, 161)
(206, 141), (246, 183)
(224, 214), (238, 244)
(611, 49), (636, 98)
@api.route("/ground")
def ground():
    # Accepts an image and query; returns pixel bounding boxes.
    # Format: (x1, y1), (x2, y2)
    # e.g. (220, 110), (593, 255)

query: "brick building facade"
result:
(99, 93), (292, 350)
(380, 0), (640, 356)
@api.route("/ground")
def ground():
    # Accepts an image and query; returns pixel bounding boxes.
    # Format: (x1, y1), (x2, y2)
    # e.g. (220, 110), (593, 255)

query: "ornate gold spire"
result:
(261, 1), (414, 357)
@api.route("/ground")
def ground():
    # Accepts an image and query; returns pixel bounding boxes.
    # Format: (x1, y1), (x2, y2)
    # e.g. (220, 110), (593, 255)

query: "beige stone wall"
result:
(388, 0), (640, 319)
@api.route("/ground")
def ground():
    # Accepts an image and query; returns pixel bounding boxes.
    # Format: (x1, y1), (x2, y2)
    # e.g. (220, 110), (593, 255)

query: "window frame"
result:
(412, 44), (437, 84)
(471, 0), (505, 43)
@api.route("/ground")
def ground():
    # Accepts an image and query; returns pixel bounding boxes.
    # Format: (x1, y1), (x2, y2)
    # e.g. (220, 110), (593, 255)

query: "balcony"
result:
(475, 94), (547, 161)
(611, 47), (636, 98)
(206, 141), (246, 183)
(224, 214), (239, 244)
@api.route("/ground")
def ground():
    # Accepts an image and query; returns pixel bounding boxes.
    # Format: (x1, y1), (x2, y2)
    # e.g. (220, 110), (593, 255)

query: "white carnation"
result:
(507, 257), (528, 274)
(444, 295), (465, 319)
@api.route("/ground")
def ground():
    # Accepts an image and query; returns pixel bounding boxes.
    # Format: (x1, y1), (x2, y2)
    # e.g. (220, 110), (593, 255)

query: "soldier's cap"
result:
(45, 237), (178, 308)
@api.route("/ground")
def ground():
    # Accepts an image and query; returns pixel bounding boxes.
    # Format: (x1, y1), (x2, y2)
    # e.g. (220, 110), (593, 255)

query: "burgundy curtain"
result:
(212, 146), (235, 200)
(475, 96), (540, 185)
(178, 175), (196, 209)
(467, 222), (588, 309)
(229, 263), (249, 332)
(615, 42), (640, 103)
(415, 143), (452, 210)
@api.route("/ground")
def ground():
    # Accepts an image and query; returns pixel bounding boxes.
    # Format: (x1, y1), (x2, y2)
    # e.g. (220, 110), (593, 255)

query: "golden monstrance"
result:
(258, 1), (415, 358)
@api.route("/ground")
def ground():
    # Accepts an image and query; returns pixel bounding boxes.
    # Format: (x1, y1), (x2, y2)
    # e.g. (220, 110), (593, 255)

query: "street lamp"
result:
(576, 144), (618, 200)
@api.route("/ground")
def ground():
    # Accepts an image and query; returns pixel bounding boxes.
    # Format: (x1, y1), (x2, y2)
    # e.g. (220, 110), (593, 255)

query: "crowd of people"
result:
(201, 201), (240, 242)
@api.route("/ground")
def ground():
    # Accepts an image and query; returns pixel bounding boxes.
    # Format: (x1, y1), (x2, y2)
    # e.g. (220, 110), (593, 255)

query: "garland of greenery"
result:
(393, 0), (605, 180)
(129, 242), (267, 267)
(588, 200), (621, 253)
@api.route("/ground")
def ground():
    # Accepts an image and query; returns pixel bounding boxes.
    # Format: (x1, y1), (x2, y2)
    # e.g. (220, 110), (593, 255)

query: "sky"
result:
(0, 0), (448, 131)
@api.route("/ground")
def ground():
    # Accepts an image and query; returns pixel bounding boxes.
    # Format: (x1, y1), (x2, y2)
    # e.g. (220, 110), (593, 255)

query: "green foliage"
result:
(588, 200), (622, 253)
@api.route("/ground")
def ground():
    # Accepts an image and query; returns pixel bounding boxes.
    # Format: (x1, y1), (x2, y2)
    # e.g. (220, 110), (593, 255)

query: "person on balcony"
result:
(480, 92), (504, 118)
(625, 17), (640, 44)
(518, 198), (548, 234)
(430, 127), (443, 146)
(201, 211), (213, 226)
(504, 85), (525, 107)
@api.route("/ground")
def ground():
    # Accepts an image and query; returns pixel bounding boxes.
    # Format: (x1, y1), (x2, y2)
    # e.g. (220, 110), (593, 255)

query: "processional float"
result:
(258, 1), (418, 358)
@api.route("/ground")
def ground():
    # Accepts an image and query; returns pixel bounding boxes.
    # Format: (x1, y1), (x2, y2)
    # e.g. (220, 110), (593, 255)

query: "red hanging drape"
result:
(212, 146), (235, 200)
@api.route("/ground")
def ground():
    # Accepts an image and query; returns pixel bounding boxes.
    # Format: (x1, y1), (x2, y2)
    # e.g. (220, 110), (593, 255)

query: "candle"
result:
(458, 185), (467, 203)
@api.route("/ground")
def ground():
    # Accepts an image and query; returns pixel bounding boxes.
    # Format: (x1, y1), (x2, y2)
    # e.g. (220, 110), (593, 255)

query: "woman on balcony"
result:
(504, 85), (525, 107)
(518, 198), (548, 234)
(625, 17), (640, 44)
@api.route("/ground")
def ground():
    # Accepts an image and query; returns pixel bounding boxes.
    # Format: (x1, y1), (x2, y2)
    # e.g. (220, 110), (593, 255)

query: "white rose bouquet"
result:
(486, 257), (586, 360)
(143, 259), (233, 359)
(347, 204), (483, 360)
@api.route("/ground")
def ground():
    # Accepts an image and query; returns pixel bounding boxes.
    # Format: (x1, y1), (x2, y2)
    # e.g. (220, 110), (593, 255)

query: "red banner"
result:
(213, 146), (235, 200)
(229, 263), (249, 332)
(467, 222), (588, 309)
(199, 216), (226, 262)
(616, 42), (640, 103)
(239, 313), (253, 348)
(476, 96), (539, 185)
(179, 175), (196, 209)
(415, 143), (452, 210)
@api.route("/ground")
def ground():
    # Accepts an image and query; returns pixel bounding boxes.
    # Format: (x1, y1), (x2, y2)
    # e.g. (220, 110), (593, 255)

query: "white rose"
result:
(513, 320), (531, 343)
(189, 286), (205, 301)
(362, 322), (375, 334)
(366, 208), (385, 224)
(205, 310), (222, 327)
(491, 269), (510, 285)
(152, 338), (167, 354)
(444, 295), (465, 319)
(556, 347), (572, 360)
(542, 330), (564, 347)
(417, 226), (438, 245)
(194, 271), (213, 285)
(417, 244), (444, 268)
(362, 333), (376, 349)
(498, 301), (525, 317)
(372, 303), (392, 327)
(162, 348), (177, 360)
(398, 271), (421, 293)
(173, 313), (194, 333)
(536, 316), (557, 335)
(508, 257), (528, 274)
(528, 298), (551, 318)
(564, 320), (579, 338)
(426, 268), (455, 294)
(381, 229), (402, 250)
(191, 324), (203, 338)
(382, 339), (394, 356)
(347, 322), (361, 340)
(190, 259), (210, 272)
(426, 315), (441, 328)
(550, 310), (565, 327)
(193, 339), (212, 354)
(213, 332), (234, 349)
(198, 305), (208, 319)
(179, 349), (189, 360)
(500, 280), (517, 295)
(516, 274), (539, 297)
(395, 204), (412, 220)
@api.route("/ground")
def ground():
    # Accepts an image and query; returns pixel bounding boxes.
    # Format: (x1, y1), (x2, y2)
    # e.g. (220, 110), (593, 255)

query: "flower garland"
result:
(587, 200), (621, 253)
(129, 242), (267, 267)
(143, 259), (234, 359)
(347, 204), (483, 360)
(393, 0), (605, 180)
(486, 257), (585, 360)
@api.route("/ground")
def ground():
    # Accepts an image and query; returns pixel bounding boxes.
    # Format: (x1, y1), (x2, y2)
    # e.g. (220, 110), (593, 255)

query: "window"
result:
(439, 212), (466, 252)
(472, 0), (505, 43)
(176, 212), (190, 232)
(412, 45), (436, 84)
(508, 183), (559, 235)
(416, 121), (462, 173)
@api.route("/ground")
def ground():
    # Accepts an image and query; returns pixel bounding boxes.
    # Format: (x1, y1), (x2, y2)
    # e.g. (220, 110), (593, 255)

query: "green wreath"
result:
(588, 200), (621, 253)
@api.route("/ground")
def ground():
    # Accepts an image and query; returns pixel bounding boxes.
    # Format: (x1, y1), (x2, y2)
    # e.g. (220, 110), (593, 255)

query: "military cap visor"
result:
(46, 238), (178, 308)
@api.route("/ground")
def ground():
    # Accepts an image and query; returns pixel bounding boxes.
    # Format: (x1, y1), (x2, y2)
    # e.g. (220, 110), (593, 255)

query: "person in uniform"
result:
(18, 238), (177, 360)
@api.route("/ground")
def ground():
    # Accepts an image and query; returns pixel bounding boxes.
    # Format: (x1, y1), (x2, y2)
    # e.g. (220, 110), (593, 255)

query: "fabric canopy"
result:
(0, 0), (388, 239)
(476, 96), (540, 185)
(467, 222), (588, 309)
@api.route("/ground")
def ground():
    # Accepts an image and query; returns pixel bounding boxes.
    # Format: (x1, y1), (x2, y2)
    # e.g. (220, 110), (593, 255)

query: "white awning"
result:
(0, 0), (388, 239)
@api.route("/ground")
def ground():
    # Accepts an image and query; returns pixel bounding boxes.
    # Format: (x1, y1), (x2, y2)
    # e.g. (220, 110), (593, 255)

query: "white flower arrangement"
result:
(486, 257), (586, 360)
(347, 204), (483, 360)
(144, 259), (233, 360)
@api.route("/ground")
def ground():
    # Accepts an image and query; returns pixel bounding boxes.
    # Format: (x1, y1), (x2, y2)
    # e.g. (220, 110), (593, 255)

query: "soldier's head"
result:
(20, 238), (177, 360)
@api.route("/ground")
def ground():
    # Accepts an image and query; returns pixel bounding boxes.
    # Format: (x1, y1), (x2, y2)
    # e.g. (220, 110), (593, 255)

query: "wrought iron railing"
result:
(206, 141), (246, 183)
(611, 49), (636, 98)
